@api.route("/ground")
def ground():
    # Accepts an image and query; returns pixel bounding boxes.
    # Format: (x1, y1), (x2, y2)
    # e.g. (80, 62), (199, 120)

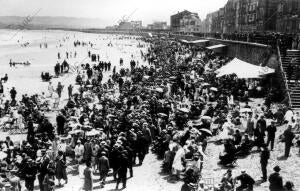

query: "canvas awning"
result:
(216, 58), (275, 78)
(206, 44), (226, 50)
(190, 40), (209, 44)
(180, 39), (189, 43)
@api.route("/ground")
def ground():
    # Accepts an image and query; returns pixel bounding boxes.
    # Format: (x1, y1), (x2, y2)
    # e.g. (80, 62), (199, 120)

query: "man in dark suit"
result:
(235, 170), (255, 191)
(260, 145), (270, 182)
(283, 125), (295, 158)
(98, 151), (110, 187)
(266, 121), (277, 151)
(37, 149), (50, 191)
(269, 166), (283, 191)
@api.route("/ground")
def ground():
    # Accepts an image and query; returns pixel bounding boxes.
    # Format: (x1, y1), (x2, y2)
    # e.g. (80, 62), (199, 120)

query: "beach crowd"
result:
(0, 34), (299, 191)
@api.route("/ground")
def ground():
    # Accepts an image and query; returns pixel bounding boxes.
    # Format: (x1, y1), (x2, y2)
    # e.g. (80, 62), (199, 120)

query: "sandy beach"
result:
(0, 29), (148, 100)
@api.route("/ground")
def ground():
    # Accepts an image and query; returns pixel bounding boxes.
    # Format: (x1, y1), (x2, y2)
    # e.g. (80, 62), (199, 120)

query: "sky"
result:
(0, 0), (228, 26)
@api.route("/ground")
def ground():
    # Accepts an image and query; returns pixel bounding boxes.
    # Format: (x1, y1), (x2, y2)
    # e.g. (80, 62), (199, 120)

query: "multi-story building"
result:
(211, 9), (224, 33)
(276, 0), (300, 33)
(205, 0), (284, 34)
(201, 13), (215, 33)
(170, 10), (194, 32)
(238, 0), (278, 32)
(147, 22), (168, 30)
(179, 13), (202, 33)
(117, 20), (143, 30)
(224, 0), (240, 33)
(131, 21), (143, 29)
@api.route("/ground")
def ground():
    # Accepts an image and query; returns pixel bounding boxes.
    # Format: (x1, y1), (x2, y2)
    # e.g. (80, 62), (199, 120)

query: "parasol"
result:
(202, 83), (210, 86)
(178, 108), (190, 113)
(86, 129), (100, 136)
(240, 108), (252, 113)
(158, 113), (168, 118)
(155, 88), (164, 93)
(143, 75), (150, 80)
(210, 87), (218, 91)
(201, 116), (212, 121)
(199, 128), (212, 136)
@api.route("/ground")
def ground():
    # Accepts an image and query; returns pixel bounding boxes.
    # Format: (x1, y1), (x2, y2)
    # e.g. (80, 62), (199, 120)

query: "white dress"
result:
(172, 147), (185, 173)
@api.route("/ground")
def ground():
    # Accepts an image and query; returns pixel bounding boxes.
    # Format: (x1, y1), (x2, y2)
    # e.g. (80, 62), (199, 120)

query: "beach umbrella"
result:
(199, 128), (212, 136)
(240, 108), (252, 113)
(201, 116), (212, 121)
(178, 108), (190, 113)
(155, 87), (164, 93)
(107, 114), (116, 118)
(86, 129), (100, 136)
(158, 113), (168, 118)
(143, 75), (150, 80)
(210, 87), (218, 91)
(202, 83), (210, 86)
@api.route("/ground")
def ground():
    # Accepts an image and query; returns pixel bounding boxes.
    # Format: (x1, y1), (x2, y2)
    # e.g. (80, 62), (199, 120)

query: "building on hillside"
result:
(276, 0), (300, 33)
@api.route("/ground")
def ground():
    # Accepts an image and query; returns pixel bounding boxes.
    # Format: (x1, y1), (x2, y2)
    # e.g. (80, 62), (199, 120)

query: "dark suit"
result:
(98, 156), (109, 184)
(269, 172), (283, 191)
(283, 129), (295, 157)
(260, 149), (270, 180)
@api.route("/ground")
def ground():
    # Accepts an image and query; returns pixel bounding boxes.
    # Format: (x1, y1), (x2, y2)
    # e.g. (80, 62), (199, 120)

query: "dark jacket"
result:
(269, 172), (283, 191)
(236, 173), (255, 188)
(266, 125), (277, 138)
(260, 149), (270, 164)
(98, 156), (110, 172)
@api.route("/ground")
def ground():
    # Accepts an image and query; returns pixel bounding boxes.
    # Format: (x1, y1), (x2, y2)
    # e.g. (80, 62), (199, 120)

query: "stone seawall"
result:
(171, 34), (273, 66)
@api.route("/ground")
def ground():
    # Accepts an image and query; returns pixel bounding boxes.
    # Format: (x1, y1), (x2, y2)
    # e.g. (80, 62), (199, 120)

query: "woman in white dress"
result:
(172, 145), (185, 179)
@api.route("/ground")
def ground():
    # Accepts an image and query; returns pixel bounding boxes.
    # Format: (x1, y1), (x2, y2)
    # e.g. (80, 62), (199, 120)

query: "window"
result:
(248, 14), (255, 22)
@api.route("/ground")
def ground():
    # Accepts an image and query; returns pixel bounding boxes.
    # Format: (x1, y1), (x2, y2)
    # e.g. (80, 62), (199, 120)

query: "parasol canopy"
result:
(202, 83), (210, 86)
(210, 87), (218, 91)
(178, 108), (190, 113)
(158, 113), (168, 118)
(86, 129), (100, 136)
(199, 128), (212, 136)
(216, 58), (275, 78)
(155, 87), (164, 93)
(240, 108), (252, 113)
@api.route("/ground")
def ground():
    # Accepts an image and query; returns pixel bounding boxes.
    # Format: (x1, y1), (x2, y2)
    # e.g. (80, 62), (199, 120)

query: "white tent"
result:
(216, 58), (275, 78)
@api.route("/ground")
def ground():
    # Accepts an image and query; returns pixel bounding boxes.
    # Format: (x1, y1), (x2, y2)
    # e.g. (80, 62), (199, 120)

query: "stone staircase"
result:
(280, 49), (300, 109)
